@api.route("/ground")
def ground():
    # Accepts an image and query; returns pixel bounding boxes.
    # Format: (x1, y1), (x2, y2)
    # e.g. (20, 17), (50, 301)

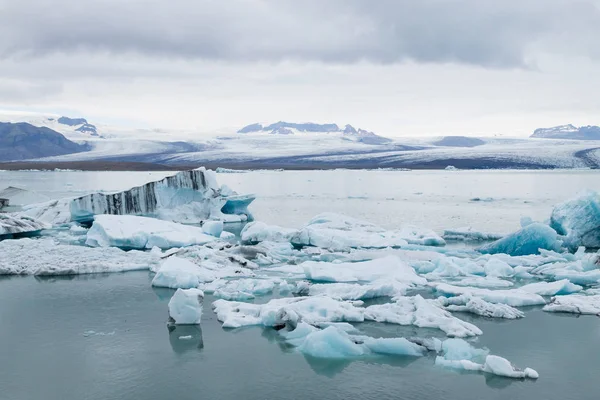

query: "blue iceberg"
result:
(550, 190), (600, 250)
(477, 223), (563, 256)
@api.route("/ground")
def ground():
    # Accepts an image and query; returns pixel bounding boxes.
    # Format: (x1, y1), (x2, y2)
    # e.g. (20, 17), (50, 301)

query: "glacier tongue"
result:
(69, 168), (254, 224)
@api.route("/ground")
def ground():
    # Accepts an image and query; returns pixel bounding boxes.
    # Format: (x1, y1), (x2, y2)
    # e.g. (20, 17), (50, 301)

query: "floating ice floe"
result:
(449, 276), (514, 289)
(443, 227), (504, 242)
(168, 288), (204, 324)
(550, 190), (600, 250)
(543, 294), (600, 315)
(519, 279), (583, 296)
(290, 212), (444, 251)
(0, 213), (50, 237)
(240, 221), (298, 244)
(213, 296), (364, 329)
(211, 278), (278, 300)
(434, 283), (546, 307)
(441, 296), (525, 319)
(435, 338), (538, 379)
(85, 214), (218, 249)
(364, 295), (483, 337)
(301, 256), (427, 287)
(0, 238), (159, 275)
(294, 280), (408, 301)
(478, 223), (563, 256)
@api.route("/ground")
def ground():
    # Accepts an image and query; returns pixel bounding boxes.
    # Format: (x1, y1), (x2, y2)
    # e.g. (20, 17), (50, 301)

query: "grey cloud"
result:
(0, 0), (599, 68)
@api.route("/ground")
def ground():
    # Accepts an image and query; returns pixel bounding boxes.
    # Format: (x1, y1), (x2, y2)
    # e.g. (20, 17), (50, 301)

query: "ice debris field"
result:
(1, 168), (600, 381)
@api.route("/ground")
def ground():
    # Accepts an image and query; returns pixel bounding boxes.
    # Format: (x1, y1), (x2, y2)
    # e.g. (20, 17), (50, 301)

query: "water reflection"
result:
(167, 323), (204, 354)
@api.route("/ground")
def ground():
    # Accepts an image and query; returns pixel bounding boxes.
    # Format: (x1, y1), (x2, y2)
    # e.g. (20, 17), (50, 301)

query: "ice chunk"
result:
(362, 337), (425, 357)
(543, 294), (600, 315)
(302, 256), (426, 286)
(426, 257), (484, 277)
(364, 295), (482, 337)
(296, 280), (408, 300)
(443, 227), (504, 242)
(450, 276), (514, 289)
(477, 223), (563, 256)
(213, 278), (277, 300)
(152, 256), (216, 289)
(219, 231), (236, 240)
(442, 296), (524, 319)
(69, 168), (254, 224)
(19, 198), (73, 225)
(434, 283), (546, 307)
(483, 257), (514, 277)
(201, 220), (223, 237)
(291, 212), (444, 251)
(297, 326), (365, 359)
(550, 190), (600, 250)
(240, 221), (297, 244)
(168, 288), (204, 325)
(483, 355), (539, 379)
(85, 215), (217, 249)
(0, 238), (159, 275)
(519, 279), (582, 296)
(212, 296), (364, 329)
(0, 213), (50, 236)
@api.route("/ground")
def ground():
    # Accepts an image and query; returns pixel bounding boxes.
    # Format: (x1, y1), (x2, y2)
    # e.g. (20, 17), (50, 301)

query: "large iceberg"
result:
(0, 238), (159, 275)
(364, 295), (482, 337)
(168, 288), (204, 325)
(0, 213), (50, 237)
(85, 215), (218, 249)
(550, 191), (600, 250)
(290, 213), (444, 251)
(478, 223), (563, 256)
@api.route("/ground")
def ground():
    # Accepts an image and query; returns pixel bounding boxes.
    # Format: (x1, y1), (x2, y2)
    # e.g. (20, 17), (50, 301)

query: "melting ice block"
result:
(0, 238), (159, 275)
(69, 168), (254, 224)
(477, 223), (563, 256)
(0, 213), (50, 237)
(152, 256), (217, 289)
(519, 279), (582, 296)
(442, 296), (525, 319)
(550, 190), (600, 250)
(168, 288), (204, 325)
(434, 283), (546, 307)
(85, 214), (217, 249)
(240, 221), (298, 244)
(290, 212), (444, 251)
(543, 294), (600, 315)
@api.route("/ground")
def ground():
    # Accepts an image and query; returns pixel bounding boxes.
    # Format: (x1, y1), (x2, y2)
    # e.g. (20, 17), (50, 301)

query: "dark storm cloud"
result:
(0, 0), (599, 67)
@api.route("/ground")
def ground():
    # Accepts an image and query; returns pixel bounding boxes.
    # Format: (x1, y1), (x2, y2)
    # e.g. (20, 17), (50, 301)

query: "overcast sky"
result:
(1, 0), (599, 137)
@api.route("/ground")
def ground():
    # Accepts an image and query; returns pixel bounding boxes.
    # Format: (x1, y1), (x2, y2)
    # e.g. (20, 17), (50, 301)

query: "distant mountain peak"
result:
(531, 124), (600, 140)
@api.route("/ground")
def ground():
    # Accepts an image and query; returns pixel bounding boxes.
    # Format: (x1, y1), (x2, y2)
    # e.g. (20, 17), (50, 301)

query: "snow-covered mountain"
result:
(531, 124), (600, 140)
(238, 122), (392, 144)
(0, 111), (100, 139)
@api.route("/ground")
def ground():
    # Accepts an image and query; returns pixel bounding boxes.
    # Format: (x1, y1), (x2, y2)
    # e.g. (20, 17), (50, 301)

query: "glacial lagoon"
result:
(1, 169), (599, 400)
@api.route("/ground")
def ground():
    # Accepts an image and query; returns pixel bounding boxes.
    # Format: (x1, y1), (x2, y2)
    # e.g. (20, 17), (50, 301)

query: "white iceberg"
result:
(442, 296), (525, 319)
(362, 337), (426, 357)
(201, 220), (223, 237)
(212, 278), (277, 300)
(550, 190), (600, 250)
(443, 227), (504, 242)
(0, 238), (159, 275)
(85, 215), (218, 249)
(295, 280), (408, 301)
(364, 295), (482, 337)
(0, 213), (50, 236)
(152, 256), (217, 289)
(450, 276), (514, 289)
(168, 288), (204, 325)
(543, 294), (600, 315)
(434, 283), (546, 307)
(296, 326), (365, 359)
(290, 212), (444, 251)
(478, 223), (563, 256)
(240, 221), (298, 244)
(301, 256), (427, 286)
(519, 279), (583, 296)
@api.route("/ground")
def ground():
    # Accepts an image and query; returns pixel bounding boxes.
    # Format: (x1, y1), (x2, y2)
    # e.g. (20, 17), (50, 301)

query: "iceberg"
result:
(0, 213), (50, 237)
(543, 294), (600, 315)
(20, 198), (73, 225)
(519, 279), (583, 296)
(296, 326), (365, 359)
(68, 168), (254, 224)
(442, 296), (525, 319)
(477, 223), (563, 256)
(201, 220), (223, 237)
(295, 280), (408, 301)
(362, 337), (426, 357)
(435, 339), (538, 379)
(85, 215), (218, 249)
(168, 288), (204, 325)
(152, 256), (220, 289)
(290, 212), (444, 251)
(212, 278), (277, 300)
(212, 296), (364, 329)
(434, 283), (546, 307)
(0, 238), (159, 275)
(443, 227), (504, 242)
(364, 295), (483, 337)
(301, 256), (427, 286)
(240, 221), (297, 244)
(550, 191), (600, 250)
